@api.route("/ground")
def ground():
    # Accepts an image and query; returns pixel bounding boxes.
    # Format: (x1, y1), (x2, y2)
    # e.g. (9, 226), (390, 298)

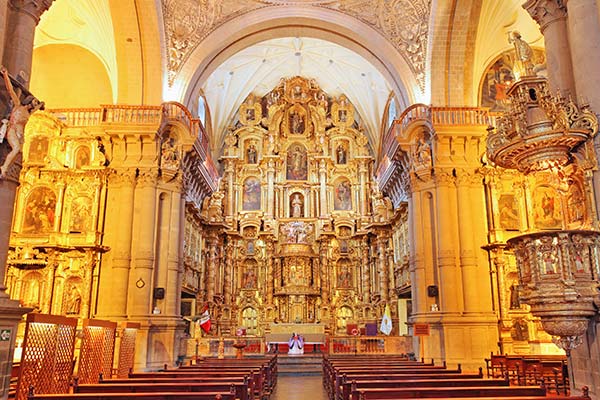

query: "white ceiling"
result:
(201, 37), (393, 154)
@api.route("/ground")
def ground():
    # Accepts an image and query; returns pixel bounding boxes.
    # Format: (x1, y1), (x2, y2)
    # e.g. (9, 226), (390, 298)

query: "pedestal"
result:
(0, 297), (29, 400)
(0, 158), (30, 400)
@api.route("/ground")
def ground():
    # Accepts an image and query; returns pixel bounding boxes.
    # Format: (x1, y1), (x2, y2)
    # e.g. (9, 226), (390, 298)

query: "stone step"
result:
(276, 354), (323, 376)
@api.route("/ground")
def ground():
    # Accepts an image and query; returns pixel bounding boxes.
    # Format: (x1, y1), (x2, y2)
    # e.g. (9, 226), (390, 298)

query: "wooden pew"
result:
(128, 369), (266, 399)
(28, 392), (235, 400)
(359, 385), (592, 400)
(350, 385), (547, 400)
(331, 369), (483, 400)
(74, 382), (248, 400)
(340, 379), (508, 400)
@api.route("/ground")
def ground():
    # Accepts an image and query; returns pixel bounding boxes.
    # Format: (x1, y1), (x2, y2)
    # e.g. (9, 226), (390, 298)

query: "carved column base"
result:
(0, 298), (31, 399)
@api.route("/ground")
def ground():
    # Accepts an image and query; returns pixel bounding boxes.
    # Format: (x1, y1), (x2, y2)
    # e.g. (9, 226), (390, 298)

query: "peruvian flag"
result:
(199, 304), (211, 333)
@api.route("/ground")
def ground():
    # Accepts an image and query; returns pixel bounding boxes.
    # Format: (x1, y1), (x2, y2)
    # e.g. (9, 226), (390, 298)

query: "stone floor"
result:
(271, 375), (327, 400)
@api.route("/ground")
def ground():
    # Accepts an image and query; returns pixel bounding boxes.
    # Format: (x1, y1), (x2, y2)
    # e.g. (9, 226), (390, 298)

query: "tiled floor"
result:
(271, 375), (327, 400)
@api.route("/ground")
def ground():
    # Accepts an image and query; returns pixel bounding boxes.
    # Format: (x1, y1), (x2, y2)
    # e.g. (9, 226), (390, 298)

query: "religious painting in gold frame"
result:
(22, 186), (57, 234)
(532, 185), (562, 230)
(27, 136), (49, 164)
(242, 177), (261, 210)
(286, 143), (308, 181)
(498, 193), (520, 231)
(334, 178), (352, 211)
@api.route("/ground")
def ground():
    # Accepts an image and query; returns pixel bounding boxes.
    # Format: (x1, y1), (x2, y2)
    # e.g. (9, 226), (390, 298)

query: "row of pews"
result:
(324, 355), (590, 400)
(484, 353), (569, 394)
(26, 355), (277, 400)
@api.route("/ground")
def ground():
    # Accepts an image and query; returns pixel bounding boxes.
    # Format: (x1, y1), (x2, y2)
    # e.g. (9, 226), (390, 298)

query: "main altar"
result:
(193, 76), (397, 338)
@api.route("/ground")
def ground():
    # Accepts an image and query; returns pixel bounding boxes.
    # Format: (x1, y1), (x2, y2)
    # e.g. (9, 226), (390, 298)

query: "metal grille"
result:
(116, 323), (140, 378)
(16, 314), (77, 400)
(78, 319), (117, 384)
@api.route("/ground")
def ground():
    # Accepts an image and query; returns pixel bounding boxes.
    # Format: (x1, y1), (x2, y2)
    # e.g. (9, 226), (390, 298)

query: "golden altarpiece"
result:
(4, 103), (217, 369)
(196, 76), (396, 337)
(5, 112), (109, 319)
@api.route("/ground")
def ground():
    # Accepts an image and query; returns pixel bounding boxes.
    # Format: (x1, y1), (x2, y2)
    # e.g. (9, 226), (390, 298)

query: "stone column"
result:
(223, 240), (233, 305)
(409, 188), (428, 315)
(564, 0), (600, 111)
(129, 169), (158, 318)
(524, 0), (576, 95)
(387, 246), (395, 300)
(377, 235), (390, 303)
(319, 160), (328, 217)
(3, 0), (53, 85)
(165, 186), (184, 317)
(265, 239), (274, 305)
(361, 240), (371, 303)
(435, 171), (461, 313)
(97, 169), (137, 319)
(456, 170), (479, 313)
(224, 161), (235, 222)
(0, 0), (8, 63)
(0, 160), (30, 400)
(266, 158), (275, 219)
(359, 162), (368, 216)
(319, 241), (329, 305)
(205, 232), (218, 302)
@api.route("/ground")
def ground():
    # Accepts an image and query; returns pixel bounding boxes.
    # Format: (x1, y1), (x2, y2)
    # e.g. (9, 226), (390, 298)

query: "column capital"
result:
(8, 0), (54, 23)
(136, 168), (159, 188)
(523, 0), (567, 31)
(108, 168), (137, 188)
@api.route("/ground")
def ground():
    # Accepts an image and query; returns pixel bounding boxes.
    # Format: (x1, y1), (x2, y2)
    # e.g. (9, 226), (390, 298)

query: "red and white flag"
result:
(199, 304), (211, 333)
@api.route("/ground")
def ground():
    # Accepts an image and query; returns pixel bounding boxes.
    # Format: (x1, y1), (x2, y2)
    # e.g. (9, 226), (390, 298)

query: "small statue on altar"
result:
(288, 333), (304, 355)
(291, 193), (303, 218)
(1, 66), (45, 179)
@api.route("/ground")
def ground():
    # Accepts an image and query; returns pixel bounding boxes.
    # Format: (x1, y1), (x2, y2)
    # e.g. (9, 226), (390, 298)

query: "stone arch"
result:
(175, 8), (418, 109)
(428, 0), (483, 105)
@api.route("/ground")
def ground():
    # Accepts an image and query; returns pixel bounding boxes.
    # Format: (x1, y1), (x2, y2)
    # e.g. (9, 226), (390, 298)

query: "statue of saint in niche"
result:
(246, 144), (257, 164)
(336, 143), (347, 164)
(65, 283), (82, 315)
(291, 193), (303, 218)
(290, 111), (304, 134)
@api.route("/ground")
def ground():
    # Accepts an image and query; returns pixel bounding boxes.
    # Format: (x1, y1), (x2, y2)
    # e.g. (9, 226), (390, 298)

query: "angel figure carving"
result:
(1, 66), (44, 179)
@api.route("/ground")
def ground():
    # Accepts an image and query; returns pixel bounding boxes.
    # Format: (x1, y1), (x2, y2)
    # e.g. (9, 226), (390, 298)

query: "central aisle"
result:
(271, 375), (328, 400)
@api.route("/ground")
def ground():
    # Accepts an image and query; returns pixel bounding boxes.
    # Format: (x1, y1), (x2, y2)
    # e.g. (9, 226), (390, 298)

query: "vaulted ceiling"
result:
(201, 37), (393, 153)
